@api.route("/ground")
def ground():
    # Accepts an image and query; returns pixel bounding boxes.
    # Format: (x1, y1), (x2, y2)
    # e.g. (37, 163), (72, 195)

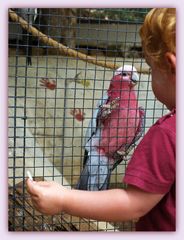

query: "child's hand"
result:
(26, 179), (67, 215)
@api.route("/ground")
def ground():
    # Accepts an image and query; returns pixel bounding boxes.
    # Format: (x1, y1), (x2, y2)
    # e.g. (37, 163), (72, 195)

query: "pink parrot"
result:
(77, 65), (145, 191)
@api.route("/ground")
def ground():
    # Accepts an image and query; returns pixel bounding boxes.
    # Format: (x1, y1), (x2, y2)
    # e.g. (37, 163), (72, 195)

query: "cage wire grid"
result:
(8, 8), (168, 232)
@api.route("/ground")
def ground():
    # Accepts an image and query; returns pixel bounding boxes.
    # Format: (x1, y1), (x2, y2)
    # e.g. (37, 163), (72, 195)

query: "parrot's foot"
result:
(27, 56), (32, 66)
(101, 104), (111, 109)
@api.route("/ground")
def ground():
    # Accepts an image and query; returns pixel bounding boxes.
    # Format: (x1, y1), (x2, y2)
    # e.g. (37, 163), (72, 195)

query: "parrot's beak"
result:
(129, 79), (137, 89)
(131, 79), (137, 84)
(132, 71), (139, 82)
(129, 71), (139, 88)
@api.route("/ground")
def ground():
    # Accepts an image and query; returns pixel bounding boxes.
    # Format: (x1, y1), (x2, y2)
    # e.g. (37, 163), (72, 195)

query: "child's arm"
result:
(26, 179), (164, 222)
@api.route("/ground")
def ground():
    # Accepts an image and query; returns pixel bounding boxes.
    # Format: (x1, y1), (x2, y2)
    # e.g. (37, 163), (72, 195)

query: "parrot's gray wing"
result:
(76, 151), (111, 191)
(83, 93), (108, 146)
(76, 162), (89, 190)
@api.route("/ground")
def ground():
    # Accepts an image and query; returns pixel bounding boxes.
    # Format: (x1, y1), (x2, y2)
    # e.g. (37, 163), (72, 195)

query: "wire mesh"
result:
(8, 8), (168, 231)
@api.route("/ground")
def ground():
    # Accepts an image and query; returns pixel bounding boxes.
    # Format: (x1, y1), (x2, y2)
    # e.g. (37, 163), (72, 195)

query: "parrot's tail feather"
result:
(76, 166), (89, 190)
(83, 149), (89, 167)
(76, 152), (112, 191)
(76, 166), (111, 191)
(99, 173), (111, 190)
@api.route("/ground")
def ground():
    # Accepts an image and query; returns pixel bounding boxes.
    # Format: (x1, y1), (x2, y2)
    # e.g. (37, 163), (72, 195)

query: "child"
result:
(26, 8), (176, 231)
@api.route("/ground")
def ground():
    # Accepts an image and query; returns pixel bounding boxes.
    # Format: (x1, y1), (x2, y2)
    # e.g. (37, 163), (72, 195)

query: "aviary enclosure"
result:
(8, 8), (167, 231)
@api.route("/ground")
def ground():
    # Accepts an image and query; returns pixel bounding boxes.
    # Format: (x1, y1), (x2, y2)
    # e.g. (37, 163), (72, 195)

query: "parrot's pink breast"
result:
(99, 90), (140, 157)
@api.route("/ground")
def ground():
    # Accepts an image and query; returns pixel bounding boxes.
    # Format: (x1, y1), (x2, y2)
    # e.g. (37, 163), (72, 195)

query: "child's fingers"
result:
(26, 179), (48, 195)
(26, 179), (38, 196)
(26, 179), (51, 195)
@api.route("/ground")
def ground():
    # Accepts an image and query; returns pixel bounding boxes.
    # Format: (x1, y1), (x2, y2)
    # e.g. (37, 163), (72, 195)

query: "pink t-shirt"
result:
(124, 109), (176, 231)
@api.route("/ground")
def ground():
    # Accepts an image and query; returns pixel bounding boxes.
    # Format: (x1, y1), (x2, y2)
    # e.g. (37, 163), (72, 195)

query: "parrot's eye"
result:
(122, 73), (128, 76)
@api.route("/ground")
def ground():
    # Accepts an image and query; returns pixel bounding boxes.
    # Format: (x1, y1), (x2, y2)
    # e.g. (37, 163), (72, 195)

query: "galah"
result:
(77, 65), (145, 191)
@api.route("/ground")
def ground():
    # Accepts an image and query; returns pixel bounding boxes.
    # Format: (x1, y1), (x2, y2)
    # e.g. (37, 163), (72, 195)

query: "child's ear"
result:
(165, 52), (176, 75)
